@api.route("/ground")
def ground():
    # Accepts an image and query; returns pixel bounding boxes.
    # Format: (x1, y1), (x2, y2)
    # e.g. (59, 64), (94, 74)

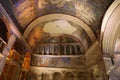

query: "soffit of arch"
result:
(101, 0), (120, 56)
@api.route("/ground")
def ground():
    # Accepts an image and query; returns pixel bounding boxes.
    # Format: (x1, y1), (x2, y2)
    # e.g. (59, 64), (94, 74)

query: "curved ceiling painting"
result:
(11, 0), (113, 35)
(23, 14), (96, 52)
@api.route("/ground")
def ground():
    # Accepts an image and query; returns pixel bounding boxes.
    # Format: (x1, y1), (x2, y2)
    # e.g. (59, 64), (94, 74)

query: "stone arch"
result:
(30, 72), (50, 80)
(24, 14), (95, 42)
(53, 72), (63, 80)
(78, 72), (86, 80)
(100, 1), (120, 75)
(101, 0), (120, 55)
(23, 14), (96, 52)
(64, 72), (74, 80)
(38, 73), (49, 80)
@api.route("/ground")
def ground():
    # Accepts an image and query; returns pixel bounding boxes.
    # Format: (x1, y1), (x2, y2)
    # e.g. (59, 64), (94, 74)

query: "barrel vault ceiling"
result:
(1, 0), (113, 32)
(0, 0), (114, 56)
(2, 0), (120, 73)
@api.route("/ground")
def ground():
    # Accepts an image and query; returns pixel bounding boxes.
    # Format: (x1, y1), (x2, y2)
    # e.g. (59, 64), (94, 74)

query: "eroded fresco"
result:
(31, 54), (85, 69)
(27, 19), (91, 52)
(12, 0), (113, 33)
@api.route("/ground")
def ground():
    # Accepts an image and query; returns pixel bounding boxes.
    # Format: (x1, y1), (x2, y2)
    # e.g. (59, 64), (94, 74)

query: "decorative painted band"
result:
(31, 54), (85, 69)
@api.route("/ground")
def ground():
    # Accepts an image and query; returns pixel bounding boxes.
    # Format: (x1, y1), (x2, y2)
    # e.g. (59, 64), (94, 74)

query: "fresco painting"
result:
(31, 55), (85, 68)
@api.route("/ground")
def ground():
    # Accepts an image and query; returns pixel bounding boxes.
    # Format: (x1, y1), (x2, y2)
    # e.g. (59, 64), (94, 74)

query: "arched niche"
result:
(53, 72), (62, 80)
(23, 14), (96, 53)
(64, 72), (74, 80)
(78, 72), (86, 80)
(38, 73), (49, 80)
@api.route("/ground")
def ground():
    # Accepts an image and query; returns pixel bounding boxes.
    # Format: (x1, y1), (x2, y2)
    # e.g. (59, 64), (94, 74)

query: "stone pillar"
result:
(49, 73), (53, 80)
(74, 72), (78, 80)
(0, 34), (16, 75)
(97, 59), (107, 80)
(64, 45), (67, 55)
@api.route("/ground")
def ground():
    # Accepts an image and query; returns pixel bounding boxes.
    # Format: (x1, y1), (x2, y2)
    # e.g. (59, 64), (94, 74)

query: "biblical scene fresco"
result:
(35, 33), (86, 55)
(31, 54), (85, 69)
(12, 0), (112, 33)
(27, 19), (91, 52)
